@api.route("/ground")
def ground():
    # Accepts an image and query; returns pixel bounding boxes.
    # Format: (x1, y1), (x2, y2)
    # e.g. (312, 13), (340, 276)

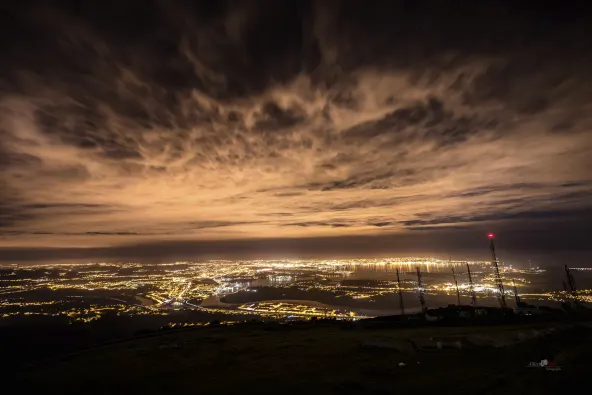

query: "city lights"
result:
(0, 257), (562, 325)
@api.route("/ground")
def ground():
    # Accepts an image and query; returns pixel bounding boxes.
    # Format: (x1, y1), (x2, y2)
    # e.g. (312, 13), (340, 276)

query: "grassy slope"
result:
(18, 321), (592, 395)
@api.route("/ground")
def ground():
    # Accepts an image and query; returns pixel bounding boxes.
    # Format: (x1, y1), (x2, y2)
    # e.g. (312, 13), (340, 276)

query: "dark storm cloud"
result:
(1, 230), (143, 236)
(258, 212), (294, 217)
(85, 231), (139, 236)
(253, 101), (306, 131)
(342, 98), (465, 141)
(450, 184), (545, 199)
(284, 221), (353, 228)
(0, 1), (591, 257)
(187, 220), (263, 229)
(408, 225), (474, 232)
(23, 203), (107, 209)
(401, 209), (588, 227)
(0, 150), (42, 169)
(369, 222), (393, 227)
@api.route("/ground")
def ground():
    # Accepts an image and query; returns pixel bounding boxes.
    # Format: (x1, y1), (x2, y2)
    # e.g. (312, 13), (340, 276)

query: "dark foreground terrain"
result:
(16, 320), (592, 395)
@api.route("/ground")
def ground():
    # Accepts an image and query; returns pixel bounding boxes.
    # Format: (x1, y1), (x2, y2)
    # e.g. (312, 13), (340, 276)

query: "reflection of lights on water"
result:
(269, 275), (293, 285)
(436, 283), (519, 296)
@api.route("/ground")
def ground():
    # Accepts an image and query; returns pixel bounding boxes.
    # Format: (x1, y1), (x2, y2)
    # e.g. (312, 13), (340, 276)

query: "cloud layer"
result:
(1, 1), (591, 253)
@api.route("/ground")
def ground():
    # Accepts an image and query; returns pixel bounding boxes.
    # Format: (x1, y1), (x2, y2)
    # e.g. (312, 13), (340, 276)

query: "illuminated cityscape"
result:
(3, 257), (586, 326)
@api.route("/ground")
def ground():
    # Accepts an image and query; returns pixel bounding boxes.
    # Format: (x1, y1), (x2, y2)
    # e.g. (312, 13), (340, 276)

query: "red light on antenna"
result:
(488, 233), (494, 239)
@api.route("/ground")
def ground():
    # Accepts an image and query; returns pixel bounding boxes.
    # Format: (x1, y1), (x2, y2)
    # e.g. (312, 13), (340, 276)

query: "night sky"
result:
(1, 1), (591, 263)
